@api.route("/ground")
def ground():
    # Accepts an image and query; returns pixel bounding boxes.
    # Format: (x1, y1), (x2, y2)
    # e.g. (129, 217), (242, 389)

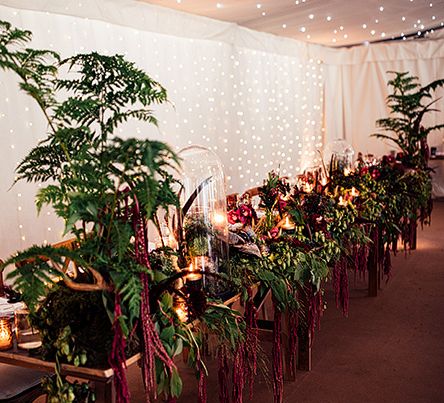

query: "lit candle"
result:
(281, 216), (296, 230)
(338, 196), (348, 207)
(320, 177), (328, 186)
(168, 233), (178, 250)
(344, 168), (351, 176)
(185, 263), (202, 281)
(0, 317), (12, 350)
(350, 187), (360, 197)
(303, 183), (313, 193)
(212, 212), (226, 225)
(175, 306), (188, 322)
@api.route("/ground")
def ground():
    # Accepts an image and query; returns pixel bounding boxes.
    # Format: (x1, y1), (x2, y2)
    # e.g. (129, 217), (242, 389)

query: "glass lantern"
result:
(178, 145), (229, 296)
(323, 139), (355, 175)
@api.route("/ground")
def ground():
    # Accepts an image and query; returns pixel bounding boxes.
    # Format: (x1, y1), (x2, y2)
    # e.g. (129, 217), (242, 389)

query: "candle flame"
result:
(350, 187), (359, 197)
(213, 212), (226, 225)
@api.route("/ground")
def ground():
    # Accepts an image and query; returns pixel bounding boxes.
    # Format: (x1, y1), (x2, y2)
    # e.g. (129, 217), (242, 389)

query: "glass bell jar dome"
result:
(323, 139), (355, 174)
(178, 145), (229, 296)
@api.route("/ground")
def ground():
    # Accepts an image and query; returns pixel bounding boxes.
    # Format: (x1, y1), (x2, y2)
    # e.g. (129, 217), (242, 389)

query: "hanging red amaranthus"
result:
(232, 343), (245, 403)
(198, 360), (207, 403)
(109, 293), (131, 403)
(272, 301), (283, 403)
(244, 286), (258, 399)
(288, 308), (298, 379)
(305, 285), (323, 343)
(132, 198), (175, 402)
(218, 345), (230, 403)
(333, 257), (349, 317)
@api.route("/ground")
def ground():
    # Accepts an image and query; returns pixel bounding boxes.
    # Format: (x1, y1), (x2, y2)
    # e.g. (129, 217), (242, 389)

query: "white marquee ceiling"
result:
(141, 0), (444, 46)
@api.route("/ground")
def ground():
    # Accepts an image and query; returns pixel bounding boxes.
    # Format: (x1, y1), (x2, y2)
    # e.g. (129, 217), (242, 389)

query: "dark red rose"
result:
(227, 209), (240, 224)
(370, 168), (381, 180)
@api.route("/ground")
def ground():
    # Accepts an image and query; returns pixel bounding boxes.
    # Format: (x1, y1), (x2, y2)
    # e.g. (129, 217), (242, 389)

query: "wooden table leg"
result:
(94, 377), (115, 403)
(411, 219), (417, 250)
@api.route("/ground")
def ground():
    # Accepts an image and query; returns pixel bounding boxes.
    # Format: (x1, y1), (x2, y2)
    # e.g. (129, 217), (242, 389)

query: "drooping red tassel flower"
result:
(272, 301), (283, 403)
(109, 293), (131, 403)
(232, 343), (245, 403)
(198, 360), (207, 403)
(218, 345), (230, 403)
(244, 287), (258, 399)
(132, 197), (175, 402)
(288, 308), (298, 379)
(332, 257), (349, 317)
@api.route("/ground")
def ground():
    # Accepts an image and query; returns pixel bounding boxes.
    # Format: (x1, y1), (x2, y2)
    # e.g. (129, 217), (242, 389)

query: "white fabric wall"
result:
(316, 39), (444, 196)
(0, 1), (324, 259)
(320, 39), (444, 155)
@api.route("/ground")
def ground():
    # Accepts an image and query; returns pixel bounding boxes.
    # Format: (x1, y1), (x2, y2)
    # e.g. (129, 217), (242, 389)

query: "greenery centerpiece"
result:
(0, 20), (244, 403)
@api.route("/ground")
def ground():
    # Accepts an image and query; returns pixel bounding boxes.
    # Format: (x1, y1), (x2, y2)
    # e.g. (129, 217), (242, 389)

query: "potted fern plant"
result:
(0, 20), (246, 403)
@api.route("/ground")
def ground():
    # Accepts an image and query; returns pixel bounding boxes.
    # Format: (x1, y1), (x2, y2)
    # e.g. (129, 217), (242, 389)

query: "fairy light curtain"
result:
(0, 2), (324, 259)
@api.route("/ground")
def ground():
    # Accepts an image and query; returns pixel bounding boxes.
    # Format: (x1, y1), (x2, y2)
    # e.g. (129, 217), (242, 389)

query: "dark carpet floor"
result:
(127, 201), (444, 403)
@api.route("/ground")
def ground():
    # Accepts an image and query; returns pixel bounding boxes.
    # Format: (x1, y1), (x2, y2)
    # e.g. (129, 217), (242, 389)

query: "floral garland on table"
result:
(0, 20), (440, 403)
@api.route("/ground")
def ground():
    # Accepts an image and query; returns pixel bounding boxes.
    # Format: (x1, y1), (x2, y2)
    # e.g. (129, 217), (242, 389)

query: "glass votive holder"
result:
(14, 309), (41, 349)
(0, 316), (13, 350)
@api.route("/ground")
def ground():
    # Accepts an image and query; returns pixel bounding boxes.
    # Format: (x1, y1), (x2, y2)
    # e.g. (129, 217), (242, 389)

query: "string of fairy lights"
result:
(153, 0), (444, 47)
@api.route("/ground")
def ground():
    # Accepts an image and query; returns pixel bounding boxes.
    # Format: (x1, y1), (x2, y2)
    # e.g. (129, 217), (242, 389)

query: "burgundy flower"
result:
(239, 204), (256, 225)
(278, 197), (287, 211)
(269, 227), (280, 239)
(360, 166), (369, 175)
(370, 168), (381, 180)
(227, 209), (240, 225)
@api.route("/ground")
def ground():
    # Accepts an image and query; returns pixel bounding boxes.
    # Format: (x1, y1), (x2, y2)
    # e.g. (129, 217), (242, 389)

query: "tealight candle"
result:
(350, 187), (360, 197)
(212, 212), (226, 225)
(175, 306), (188, 323)
(0, 317), (12, 350)
(303, 183), (313, 193)
(281, 216), (296, 230)
(338, 196), (348, 207)
(185, 263), (202, 282)
(344, 168), (352, 176)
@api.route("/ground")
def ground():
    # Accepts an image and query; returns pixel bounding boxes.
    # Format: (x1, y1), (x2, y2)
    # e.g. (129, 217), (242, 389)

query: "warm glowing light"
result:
(282, 216), (296, 230)
(0, 317), (12, 350)
(303, 182), (313, 193)
(350, 187), (360, 197)
(213, 212), (226, 225)
(186, 263), (202, 281)
(338, 196), (348, 207)
(175, 306), (188, 322)
(344, 168), (351, 176)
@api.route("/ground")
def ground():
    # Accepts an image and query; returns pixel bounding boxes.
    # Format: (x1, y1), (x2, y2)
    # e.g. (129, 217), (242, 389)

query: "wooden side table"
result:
(0, 350), (140, 403)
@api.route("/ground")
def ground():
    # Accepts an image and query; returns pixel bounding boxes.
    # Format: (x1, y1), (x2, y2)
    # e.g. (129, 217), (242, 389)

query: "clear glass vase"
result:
(179, 145), (230, 297)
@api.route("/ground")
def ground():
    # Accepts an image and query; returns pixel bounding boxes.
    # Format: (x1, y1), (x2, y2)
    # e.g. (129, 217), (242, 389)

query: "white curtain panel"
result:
(0, 2), (324, 259)
(320, 39), (444, 155)
(318, 39), (444, 197)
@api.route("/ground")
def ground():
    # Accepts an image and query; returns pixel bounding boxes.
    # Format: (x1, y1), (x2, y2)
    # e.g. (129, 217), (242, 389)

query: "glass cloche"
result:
(178, 145), (229, 296)
(323, 139), (355, 174)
